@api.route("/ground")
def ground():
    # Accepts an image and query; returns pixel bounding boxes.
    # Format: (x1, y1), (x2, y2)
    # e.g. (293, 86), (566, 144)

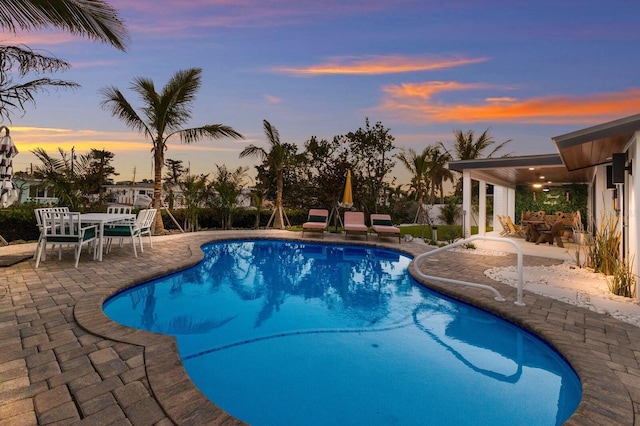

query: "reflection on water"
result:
(104, 240), (581, 426)
(113, 241), (413, 333)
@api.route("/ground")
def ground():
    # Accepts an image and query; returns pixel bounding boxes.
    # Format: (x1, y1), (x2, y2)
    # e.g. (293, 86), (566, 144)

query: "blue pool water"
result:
(104, 240), (581, 425)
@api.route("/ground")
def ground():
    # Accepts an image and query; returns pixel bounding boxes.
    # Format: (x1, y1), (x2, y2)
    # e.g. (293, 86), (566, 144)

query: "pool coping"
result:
(74, 232), (639, 425)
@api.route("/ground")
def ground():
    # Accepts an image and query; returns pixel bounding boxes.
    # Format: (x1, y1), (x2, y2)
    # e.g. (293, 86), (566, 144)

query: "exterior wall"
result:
(593, 164), (614, 230)
(626, 133), (639, 299)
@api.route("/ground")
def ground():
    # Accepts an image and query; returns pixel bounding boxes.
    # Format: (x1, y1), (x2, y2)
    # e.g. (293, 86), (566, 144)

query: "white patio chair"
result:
(106, 205), (132, 215)
(35, 211), (98, 268)
(138, 208), (156, 251)
(33, 207), (70, 260)
(103, 208), (156, 257)
(103, 209), (145, 258)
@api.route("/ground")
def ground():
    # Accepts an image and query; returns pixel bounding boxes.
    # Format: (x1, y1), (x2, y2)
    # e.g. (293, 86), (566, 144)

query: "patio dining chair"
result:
(103, 208), (156, 257)
(103, 209), (145, 257)
(33, 207), (70, 259)
(106, 205), (132, 215)
(138, 208), (157, 251)
(35, 211), (98, 268)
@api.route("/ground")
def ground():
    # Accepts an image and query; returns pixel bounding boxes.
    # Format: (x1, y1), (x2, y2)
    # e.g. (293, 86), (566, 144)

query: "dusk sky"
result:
(6, 0), (640, 185)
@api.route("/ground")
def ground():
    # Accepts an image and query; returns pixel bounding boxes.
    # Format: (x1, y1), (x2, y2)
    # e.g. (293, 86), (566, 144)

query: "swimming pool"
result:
(104, 239), (581, 425)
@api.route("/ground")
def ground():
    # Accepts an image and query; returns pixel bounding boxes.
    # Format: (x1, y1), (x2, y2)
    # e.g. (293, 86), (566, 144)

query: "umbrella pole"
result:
(330, 204), (343, 232)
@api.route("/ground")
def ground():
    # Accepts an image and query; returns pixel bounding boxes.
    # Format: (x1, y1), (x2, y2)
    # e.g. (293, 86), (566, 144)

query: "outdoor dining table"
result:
(80, 213), (135, 261)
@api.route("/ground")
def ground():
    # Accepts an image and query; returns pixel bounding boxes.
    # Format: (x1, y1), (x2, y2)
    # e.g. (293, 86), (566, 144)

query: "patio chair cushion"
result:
(48, 227), (96, 242)
(103, 226), (132, 237)
(308, 214), (327, 223)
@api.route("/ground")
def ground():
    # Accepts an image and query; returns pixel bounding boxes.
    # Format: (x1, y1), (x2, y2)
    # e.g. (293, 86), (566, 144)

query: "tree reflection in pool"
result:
(104, 239), (581, 426)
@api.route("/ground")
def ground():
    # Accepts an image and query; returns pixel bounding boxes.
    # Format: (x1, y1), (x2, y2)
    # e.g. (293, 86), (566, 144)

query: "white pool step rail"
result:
(412, 235), (525, 306)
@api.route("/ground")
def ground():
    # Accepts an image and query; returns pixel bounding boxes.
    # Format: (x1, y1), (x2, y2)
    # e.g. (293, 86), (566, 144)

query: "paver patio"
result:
(0, 230), (638, 425)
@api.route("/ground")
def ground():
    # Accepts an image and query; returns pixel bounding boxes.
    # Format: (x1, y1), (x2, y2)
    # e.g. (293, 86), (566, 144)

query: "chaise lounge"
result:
(302, 209), (329, 238)
(344, 211), (368, 240)
(370, 214), (401, 243)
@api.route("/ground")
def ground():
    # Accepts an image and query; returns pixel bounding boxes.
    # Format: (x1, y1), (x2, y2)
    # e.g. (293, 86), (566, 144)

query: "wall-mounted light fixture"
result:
(612, 153), (632, 184)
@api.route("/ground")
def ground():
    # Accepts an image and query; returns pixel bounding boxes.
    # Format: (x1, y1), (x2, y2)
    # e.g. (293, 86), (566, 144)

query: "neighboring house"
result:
(102, 183), (252, 209)
(102, 182), (159, 207)
(448, 113), (640, 301)
(11, 176), (58, 204)
(237, 188), (252, 208)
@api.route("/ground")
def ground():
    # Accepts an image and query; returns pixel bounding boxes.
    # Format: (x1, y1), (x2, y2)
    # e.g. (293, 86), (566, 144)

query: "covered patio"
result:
(448, 113), (640, 300)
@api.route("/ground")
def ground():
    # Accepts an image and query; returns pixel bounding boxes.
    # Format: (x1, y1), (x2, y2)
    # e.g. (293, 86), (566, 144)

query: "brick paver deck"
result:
(1, 230), (638, 425)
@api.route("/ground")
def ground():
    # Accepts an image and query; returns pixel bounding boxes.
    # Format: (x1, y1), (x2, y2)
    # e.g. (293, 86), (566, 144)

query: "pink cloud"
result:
(273, 55), (487, 76)
(265, 95), (282, 104)
(379, 81), (640, 124)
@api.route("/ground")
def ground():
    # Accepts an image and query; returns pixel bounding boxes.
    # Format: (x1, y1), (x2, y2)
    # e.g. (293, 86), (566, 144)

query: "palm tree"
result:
(440, 128), (511, 195)
(239, 120), (292, 229)
(0, 0), (129, 121)
(427, 147), (454, 204)
(442, 128), (511, 161)
(212, 164), (248, 230)
(396, 147), (431, 223)
(31, 147), (79, 208)
(100, 68), (244, 234)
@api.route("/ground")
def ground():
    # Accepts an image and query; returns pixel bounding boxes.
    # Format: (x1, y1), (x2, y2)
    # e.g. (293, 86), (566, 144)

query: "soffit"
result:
(552, 114), (640, 171)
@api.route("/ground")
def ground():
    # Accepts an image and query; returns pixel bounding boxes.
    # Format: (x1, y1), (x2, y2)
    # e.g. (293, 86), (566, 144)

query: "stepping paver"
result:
(1, 230), (639, 425)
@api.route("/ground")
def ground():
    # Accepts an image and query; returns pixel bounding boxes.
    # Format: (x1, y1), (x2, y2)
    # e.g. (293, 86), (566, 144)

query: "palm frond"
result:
(161, 68), (202, 130)
(99, 85), (150, 137)
(176, 125), (244, 144)
(0, 0), (129, 51)
(0, 44), (71, 75)
(239, 144), (267, 160)
(263, 119), (280, 146)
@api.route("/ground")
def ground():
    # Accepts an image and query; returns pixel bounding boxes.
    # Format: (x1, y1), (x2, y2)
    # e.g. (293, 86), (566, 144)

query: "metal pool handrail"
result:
(412, 235), (525, 306)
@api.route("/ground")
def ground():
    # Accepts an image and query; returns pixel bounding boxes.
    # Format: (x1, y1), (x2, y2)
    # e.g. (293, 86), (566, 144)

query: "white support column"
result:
(507, 187), (516, 219)
(478, 179), (487, 235)
(462, 170), (472, 238)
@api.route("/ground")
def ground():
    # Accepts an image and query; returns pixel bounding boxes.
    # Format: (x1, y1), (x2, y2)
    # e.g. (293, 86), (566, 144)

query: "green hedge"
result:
(1, 205), (380, 243)
(0, 203), (41, 242)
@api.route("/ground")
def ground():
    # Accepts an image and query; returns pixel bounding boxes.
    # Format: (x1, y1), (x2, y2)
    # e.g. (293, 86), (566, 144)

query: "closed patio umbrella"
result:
(0, 126), (18, 208)
(339, 169), (353, 208)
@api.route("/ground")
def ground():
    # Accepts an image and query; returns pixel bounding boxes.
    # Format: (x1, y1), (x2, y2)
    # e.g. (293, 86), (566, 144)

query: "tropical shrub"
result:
(607, 256), (636, 298)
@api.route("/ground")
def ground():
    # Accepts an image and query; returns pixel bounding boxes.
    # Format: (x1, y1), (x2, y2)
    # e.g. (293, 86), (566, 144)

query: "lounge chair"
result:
(370, 214), (401, 243)
(504, 216), (526, 238)
(344, 211), (368, 240)
(302, 209), (328, 238)
(496, 215), (510, 236)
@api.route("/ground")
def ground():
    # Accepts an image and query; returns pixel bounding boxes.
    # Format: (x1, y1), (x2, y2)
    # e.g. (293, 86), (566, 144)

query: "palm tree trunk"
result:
(273, 171), (284, 229)
(153, 144), (165, 235)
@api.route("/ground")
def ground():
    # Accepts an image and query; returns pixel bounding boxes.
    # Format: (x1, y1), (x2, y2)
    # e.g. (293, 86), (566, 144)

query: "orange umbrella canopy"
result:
(340, 169), (353, 208)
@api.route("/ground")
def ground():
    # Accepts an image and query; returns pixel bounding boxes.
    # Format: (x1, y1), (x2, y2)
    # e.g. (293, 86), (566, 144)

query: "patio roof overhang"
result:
(448, 153), (592, 188)
(447, 113), (640, 188)
(552, 113), (640, 171)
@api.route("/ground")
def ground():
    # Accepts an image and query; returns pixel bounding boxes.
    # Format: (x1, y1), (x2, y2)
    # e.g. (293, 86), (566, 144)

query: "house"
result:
(103, 182), (159, 207)
(448, 113), (640, 300)
(11, 175), (58, 204)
